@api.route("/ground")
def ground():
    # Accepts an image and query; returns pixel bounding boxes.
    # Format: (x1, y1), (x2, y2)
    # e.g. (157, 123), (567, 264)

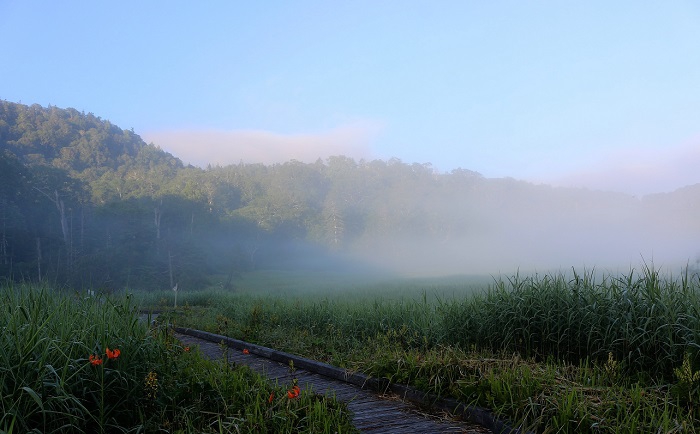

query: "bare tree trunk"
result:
(68, 207), (73, 273)
(1, 201), (7, 265)
(169, 251), (178, 308)
(32, 188), (71, 276)
(55, 190), (69, 247)
(1, 230), (6, 266)
(36, 237), (42, 282)
(224, 255), (239, 291)
(168, 250), (174, 288)
(80, 206), (85, 252)
(32, 188), (70, 249)
(154, 206), (162, 240)
(245, 243), (259, 270)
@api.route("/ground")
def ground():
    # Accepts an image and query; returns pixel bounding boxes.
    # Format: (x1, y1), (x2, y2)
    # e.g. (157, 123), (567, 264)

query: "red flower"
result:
(243, 349), (250, 355)
(106, 347), (121, 360)
(184, 346), (190, 352)
(268, 392), (275, 403)
(287, 385), (301, 399)
(89, 354), (103, 366)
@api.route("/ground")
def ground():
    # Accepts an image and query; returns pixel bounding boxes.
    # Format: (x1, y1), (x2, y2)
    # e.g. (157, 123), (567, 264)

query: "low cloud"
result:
(533, 137), (700, 196)
(142, 122), (380, 167)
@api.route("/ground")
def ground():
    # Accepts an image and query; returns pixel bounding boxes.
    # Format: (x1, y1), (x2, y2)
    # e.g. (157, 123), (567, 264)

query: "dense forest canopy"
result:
(1, 100), (698, 290)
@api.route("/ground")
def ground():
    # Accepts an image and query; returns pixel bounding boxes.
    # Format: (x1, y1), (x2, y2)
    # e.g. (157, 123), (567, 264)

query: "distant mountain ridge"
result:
(0, 100), (182, 179)
(2, 100), (698, 198)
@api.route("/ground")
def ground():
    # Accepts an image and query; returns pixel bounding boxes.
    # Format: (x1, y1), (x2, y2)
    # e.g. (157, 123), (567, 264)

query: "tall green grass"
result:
(0, 284), (356, 433)
(442, 265), (700, 379)
(0, 284), (145, 432)
(154, 266), (700, 379)
(158, 265), (700, 432)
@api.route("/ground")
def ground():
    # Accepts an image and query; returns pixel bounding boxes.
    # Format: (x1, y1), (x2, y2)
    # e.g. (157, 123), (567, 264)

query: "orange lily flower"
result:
(243, 349), (250, 355)
(106, 347), (121, 359)
(268, 392), (275, 403)
(287, 385), (301, 399)
(89, 354), (103, 366)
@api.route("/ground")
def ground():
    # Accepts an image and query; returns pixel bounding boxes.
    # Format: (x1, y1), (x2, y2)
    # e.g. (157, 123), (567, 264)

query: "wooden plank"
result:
(175, 331), (500, 433)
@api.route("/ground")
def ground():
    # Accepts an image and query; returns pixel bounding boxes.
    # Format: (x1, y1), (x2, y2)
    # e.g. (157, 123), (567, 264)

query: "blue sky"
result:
(2, 1), (700, 196)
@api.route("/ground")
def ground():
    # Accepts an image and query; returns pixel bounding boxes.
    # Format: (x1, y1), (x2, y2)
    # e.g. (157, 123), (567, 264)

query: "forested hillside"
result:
(1, 101), (698, 290)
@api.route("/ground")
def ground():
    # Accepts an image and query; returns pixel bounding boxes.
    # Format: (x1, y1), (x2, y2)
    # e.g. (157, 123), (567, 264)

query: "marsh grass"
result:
(447, 265), (700, 379)
(161, 266), (700, 433)
(0, 284), (356, 433)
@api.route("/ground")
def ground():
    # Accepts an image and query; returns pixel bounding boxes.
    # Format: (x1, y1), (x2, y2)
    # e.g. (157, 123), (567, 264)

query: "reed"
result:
(162, 265), (700, 432)
(0, 283), (356, 433)
(442, 266), (700, 379)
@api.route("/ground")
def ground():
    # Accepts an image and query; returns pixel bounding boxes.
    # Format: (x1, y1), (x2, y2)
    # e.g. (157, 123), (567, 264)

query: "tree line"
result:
(1, 101), (698, 289)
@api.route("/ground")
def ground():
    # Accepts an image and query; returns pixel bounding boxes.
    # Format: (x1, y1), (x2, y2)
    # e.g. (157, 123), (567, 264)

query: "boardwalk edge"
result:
(174, 326), (533, 434)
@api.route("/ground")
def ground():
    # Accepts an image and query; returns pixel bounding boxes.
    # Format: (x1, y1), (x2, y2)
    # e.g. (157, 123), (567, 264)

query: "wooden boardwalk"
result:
(175, 329), (499, 434)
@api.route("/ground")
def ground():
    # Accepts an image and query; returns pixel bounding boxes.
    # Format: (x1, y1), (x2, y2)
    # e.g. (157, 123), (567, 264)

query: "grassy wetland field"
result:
(4, 265), (700, 433)
(145, 265), (700, 433)
(0, 285), (356, 433)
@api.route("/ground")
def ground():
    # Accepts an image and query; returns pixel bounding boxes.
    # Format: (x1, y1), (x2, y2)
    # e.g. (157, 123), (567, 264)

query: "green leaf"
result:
(21, 386), (43, 412)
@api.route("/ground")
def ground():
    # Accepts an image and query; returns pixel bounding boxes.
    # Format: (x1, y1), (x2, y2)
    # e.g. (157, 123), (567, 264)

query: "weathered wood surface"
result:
(175, 330), (497, 434)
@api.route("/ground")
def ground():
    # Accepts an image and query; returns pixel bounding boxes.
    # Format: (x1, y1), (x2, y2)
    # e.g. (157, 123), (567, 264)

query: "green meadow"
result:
(0, 284), (356, 433)
(4, 265), (700, 433)
(148, 265), (700, 433)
